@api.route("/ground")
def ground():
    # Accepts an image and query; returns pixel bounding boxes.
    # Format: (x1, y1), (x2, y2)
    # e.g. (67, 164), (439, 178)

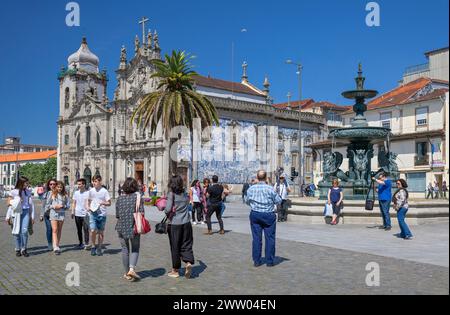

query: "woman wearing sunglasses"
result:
(40, 179), (57, 250)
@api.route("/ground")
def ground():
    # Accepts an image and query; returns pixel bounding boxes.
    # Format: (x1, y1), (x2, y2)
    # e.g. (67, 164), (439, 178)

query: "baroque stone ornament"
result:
(320, 151), (352, 184)
(376, 147), (400, 179)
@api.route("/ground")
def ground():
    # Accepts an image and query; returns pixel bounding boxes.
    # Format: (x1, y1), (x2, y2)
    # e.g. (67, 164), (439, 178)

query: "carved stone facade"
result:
(57, 33), (326, 195)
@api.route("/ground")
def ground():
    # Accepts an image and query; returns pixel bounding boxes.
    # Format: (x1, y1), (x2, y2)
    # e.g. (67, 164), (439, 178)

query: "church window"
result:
(65, 88), (70, 109)
(64, 135), (69, 145)
(96, 131), (101, 148)
(86, 126), (91, 146)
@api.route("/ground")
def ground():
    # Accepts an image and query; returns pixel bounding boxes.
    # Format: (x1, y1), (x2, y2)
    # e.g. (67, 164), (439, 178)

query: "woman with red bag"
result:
(115, 178), (145, 282)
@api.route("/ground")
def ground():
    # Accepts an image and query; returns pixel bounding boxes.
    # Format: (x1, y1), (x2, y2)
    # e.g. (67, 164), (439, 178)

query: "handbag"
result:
(133, 193), (151, 235)
(324, 203), (333, 217)
(155, 196), (167, 211)
(155, 217), (168, 234)
(155, 194), (176, 234)
(365, 180), (376, 211)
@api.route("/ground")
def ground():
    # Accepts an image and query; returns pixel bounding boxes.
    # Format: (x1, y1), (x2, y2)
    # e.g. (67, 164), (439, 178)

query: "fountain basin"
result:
(330, 127), (391, 141)
(342, 90), (378, 99)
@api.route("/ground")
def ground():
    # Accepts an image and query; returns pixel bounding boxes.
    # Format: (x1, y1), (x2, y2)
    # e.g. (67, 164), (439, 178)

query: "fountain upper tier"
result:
(329, 64), (392, 141)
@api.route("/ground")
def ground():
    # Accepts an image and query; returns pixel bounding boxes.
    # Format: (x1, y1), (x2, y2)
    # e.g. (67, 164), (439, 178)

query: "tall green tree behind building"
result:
(19, 158), (57, 186)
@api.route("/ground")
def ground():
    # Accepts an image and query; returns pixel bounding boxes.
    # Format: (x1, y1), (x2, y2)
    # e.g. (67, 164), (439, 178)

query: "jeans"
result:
(44, 215), (53, 246)
(397, 207), (413, 238)
(379, 200), (391, 228)
(14, 209), (30, 251)
(250, 211), (277, 266)
(119, 234), (140, 273)
(277, 200), (289, 221)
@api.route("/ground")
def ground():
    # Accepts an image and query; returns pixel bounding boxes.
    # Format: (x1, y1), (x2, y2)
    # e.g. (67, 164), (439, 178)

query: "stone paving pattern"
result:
(0, 200), (448, 295)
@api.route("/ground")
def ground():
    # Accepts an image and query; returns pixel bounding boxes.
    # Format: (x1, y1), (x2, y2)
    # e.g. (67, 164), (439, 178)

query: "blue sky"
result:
(0, 0), (448, 146)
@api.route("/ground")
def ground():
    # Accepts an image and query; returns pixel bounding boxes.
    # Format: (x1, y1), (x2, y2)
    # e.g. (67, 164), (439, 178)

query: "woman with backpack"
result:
(393, 179), (413, 240)
(46, 181), (70, 255)
(5, 176), (35, 257)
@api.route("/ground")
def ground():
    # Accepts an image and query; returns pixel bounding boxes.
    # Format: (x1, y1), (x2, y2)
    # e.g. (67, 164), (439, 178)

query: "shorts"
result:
(89, 213), (107, 232)
(50, 210), (65, 221)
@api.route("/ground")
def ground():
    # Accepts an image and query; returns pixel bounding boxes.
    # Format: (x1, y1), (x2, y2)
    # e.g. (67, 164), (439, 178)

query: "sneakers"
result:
(193, 222), (198, 225)
(84, 244), (92, 251)
(185, 263), (193, 279)
(47, 244), (53, 251)
(21, 250), (30, 258)
(200, 221), (206, 225)
(15, 251), (22, 257)
(404, 236), (414, 241)
(91, 248), (97, 256)
(54, 248), (61, 256)
(96, 248), (103, 256)
(168, 271), (180, 278)
(385, 227), (392, 231)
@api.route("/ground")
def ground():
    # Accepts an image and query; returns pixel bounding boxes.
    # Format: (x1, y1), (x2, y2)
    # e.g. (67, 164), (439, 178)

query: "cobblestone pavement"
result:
(0, 200), (448, 295)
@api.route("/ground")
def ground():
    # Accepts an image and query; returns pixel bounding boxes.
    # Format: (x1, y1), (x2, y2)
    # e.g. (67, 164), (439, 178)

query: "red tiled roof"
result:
(344, 78), (448, 114)
(274, 99), (350, 112)
(193, 75), (265, 97)
(273, 99), (315, 109)
(304, 101), (350, 111)
(0, 150), (57, 163)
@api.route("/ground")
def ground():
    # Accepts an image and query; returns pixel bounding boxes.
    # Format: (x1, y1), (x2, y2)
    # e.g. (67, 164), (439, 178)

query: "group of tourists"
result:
(324, 172), (413, 240)
(426, 180), (448, 199)
(3, 168), (418, 282)
(5, 175), (111, 257)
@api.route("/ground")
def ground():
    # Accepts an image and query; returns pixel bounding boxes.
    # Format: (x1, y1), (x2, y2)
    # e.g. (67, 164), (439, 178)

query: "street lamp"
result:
(286, 59), (304, 197)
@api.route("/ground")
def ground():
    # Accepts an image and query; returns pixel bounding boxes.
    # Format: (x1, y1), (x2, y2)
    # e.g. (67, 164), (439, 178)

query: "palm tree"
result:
(131, 50), (219, 179)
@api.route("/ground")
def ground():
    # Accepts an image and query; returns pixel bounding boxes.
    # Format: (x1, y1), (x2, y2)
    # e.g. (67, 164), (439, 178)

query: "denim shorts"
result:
(89, 213), (107, 232)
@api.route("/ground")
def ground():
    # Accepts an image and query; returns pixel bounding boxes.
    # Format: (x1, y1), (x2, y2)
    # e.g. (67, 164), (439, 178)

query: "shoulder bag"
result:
(365, 181), (376, 211)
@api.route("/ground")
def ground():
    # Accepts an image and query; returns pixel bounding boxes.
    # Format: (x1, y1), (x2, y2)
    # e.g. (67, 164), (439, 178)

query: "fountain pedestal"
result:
(319, 65), (397, 200)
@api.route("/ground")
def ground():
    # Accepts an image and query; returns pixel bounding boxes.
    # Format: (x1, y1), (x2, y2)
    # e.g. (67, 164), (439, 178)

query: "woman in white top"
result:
(5, 176), (35, 257)
(189, 180), (204, 225)
(46, 181), (70, 255)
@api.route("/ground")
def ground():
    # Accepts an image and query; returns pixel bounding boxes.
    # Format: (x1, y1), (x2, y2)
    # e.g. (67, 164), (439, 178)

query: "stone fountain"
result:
(319, 65), (399, 200)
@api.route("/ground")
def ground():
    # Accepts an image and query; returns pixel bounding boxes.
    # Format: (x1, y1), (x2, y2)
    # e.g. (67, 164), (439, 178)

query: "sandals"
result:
(127, 270), (141, 281)
(123, 274), (135, 282)
(185, 263), (193, 279)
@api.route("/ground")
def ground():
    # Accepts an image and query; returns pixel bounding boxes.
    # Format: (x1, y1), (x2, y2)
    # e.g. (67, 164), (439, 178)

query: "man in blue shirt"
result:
(245, 170), (282, 267)
(373, 172), (392, 231)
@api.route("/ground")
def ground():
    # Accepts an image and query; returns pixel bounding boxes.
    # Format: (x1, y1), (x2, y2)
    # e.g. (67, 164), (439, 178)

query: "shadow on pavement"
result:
(138, 268), (167, 279)
(189, 260), (207, 279)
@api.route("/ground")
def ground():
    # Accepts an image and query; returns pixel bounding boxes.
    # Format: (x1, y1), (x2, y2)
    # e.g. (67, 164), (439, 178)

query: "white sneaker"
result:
(193, 222), (198, 225)
(201, 221), (206, 225)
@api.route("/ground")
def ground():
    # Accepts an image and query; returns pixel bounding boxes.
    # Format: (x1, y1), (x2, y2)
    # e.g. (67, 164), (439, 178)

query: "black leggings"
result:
(75, 216), (89, 245)
(206, 203), (224, 231)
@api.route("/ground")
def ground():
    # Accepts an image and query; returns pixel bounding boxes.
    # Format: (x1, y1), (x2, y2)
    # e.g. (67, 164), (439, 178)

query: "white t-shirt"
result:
(73, 190), (90, 217)
(191, 187), (201, 203)
(89, 187), (111, 217)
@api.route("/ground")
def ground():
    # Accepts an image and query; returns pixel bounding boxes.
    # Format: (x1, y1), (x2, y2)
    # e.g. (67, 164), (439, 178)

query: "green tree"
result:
(42, 158), (57, 182)
(131, 50), (219, 177)
(18, 158), (57, 186)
